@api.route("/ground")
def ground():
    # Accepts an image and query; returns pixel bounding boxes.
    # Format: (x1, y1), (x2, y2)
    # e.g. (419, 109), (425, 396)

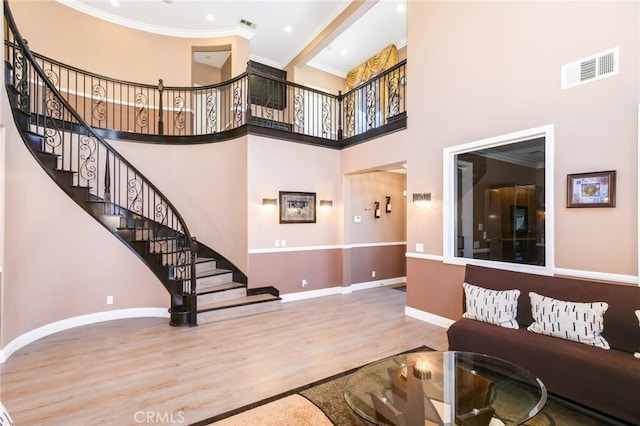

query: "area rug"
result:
(192, 347), (631, 426)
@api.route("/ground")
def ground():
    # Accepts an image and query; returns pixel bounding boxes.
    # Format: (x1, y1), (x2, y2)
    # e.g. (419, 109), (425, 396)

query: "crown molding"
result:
(56, 0), (255, 39)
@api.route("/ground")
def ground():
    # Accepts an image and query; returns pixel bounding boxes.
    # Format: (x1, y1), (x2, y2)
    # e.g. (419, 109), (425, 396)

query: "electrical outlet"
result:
(281, 240), (286, 247)
(275, 239), (280, 247)
(302, 279), (308, 288)
(371, 271), (376, 278)
(106, 296), (114, 305)
(416, 243), (424, 253)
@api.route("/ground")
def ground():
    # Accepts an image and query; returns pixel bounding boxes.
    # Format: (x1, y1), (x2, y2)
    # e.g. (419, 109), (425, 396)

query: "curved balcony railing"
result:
(27, 49), (406, 145)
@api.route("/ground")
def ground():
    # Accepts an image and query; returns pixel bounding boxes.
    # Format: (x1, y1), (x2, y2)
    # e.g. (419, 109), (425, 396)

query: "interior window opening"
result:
(454, 137), (546, 266)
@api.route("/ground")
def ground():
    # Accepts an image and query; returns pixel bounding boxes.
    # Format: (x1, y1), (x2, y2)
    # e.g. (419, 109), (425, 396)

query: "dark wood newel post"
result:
(245, 62), (252, 125)
(337, 90), (343, 141)
(189, 237), (198, 326)
(104, 151), (111, 212)
(157, 79), (164, 135)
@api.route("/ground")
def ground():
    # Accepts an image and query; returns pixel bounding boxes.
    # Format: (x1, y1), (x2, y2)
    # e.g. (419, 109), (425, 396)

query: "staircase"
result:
(3, 1), (280, 326)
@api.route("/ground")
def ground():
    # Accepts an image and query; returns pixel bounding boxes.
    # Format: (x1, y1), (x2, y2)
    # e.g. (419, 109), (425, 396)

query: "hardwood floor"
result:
(1, 286), (449, 425)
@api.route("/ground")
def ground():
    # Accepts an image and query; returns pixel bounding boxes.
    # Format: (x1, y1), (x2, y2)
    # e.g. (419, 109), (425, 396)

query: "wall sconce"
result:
(262, 198), (277, 208)
(412, 192), (431, 207)
(319, 200), (333, 212)
(385, 196), (391, 213)
(374, 201), (381, 218)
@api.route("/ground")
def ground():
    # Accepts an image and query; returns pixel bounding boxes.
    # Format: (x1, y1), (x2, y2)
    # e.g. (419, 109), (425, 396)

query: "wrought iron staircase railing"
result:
(23, 47), (406, 147)
(3, 0), (204, 326)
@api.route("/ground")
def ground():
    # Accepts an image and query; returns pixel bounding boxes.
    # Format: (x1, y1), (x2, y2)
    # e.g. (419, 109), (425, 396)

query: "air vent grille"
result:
(598, 51), (615, 75)
(580, 58), (596, 81)
(240, 19), (256, 29)
(561, 47), (619, 90)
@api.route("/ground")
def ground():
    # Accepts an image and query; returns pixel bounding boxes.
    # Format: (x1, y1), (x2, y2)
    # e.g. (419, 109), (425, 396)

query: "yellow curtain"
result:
(344, 44), (398, 91)
(343, 45), (399, 137)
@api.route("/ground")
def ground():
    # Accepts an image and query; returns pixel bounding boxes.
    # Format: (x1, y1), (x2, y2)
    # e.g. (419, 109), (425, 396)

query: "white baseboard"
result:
(280, 277), (406, 302)
(0, 307), (169, 364)
(350, 277), (406, 291)
(405, 306), (455, 329)
(280, 286), (345, 302)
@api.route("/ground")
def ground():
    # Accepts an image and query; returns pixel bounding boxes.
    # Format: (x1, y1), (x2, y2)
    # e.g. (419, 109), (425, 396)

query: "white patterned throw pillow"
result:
(462, 282), (520, 329)
(527, 292), (610, 349)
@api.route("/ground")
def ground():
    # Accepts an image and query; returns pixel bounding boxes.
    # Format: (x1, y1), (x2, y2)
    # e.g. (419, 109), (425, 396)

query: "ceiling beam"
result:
(285, 0), (379, 70)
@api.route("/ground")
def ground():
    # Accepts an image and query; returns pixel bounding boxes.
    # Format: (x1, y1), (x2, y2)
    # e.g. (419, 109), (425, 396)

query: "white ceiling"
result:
(58, 0), (407, 78)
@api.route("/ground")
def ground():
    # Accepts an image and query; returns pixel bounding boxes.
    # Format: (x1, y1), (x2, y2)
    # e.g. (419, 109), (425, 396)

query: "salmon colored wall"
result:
(350, 245), (406, 284)
(248, 249), (342, 293)
(348, 171), (406, 244)
(10, 0), (249, 85)
(0, 91), (167, 347)
(405, 1), (639, 320)
(407, 258), (466, 320)
(398, 45), (407, 62)
(247, 135), (341, 249)
(246, 135), (342, 291)
(246, 140), (408, 292)
(109, 138), (248, 272)
(290, 64), (346, 94)
(192, 62), (222, 86)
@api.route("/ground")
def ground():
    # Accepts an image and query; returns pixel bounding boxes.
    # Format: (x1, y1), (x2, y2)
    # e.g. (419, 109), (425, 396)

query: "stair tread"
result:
(35, 150), (59, 158)
(198, 293), (280, 312)
(196, 281), (245, 295)
(196, 257), (216, 264)
(53, 169), (75, 174)
(196, 268), (232, 279)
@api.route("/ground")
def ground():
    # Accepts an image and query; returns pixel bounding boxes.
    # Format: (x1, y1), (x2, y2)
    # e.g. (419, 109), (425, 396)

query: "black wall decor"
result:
(248, 61), (287, 110)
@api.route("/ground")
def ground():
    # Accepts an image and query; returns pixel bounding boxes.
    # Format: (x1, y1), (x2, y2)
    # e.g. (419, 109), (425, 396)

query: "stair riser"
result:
(119, 217), (155, 230)
(197, 288), (246, 305)
(51, 169), (74, 187)
(149, 239), (178, 253)
(133, 228), (155, 240)
(197, 300), (282, 324)
(196, 272), (233, 289)
(67, 186), (92, 203)
(196, 260), (217, 274)
(161, 251), (190, 266)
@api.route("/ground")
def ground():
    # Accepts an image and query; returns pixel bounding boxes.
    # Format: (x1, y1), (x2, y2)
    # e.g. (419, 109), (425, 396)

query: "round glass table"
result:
(344, 351), (546, 426)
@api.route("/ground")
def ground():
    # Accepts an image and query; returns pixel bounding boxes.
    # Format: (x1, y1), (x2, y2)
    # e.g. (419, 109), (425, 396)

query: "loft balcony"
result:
(27, 50), (407, 148)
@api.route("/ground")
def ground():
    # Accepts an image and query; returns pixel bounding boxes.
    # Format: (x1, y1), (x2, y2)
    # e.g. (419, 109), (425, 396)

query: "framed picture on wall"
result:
(279, 191), (316, 223)
(566, 170), (616, 208)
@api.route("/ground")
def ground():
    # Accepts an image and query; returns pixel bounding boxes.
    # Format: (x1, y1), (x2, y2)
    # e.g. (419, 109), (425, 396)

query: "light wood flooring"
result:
(1, 286), (448, 425)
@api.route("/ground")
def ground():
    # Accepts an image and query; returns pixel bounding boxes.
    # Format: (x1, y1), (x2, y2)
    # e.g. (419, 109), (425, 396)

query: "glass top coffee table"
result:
(344, 351), (546, 426)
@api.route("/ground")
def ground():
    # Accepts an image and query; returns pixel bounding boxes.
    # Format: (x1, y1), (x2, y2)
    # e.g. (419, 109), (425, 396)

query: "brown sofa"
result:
(447, 264), (640, 425)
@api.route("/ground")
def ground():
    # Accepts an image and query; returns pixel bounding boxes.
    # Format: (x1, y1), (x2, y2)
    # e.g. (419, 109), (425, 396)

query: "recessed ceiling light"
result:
(341, 49), (348, 56)
(284, 25), (292, 33)
(109, 0), (119, 6)
(396, 4), (405, 13)
(206, 14), (215, 22)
